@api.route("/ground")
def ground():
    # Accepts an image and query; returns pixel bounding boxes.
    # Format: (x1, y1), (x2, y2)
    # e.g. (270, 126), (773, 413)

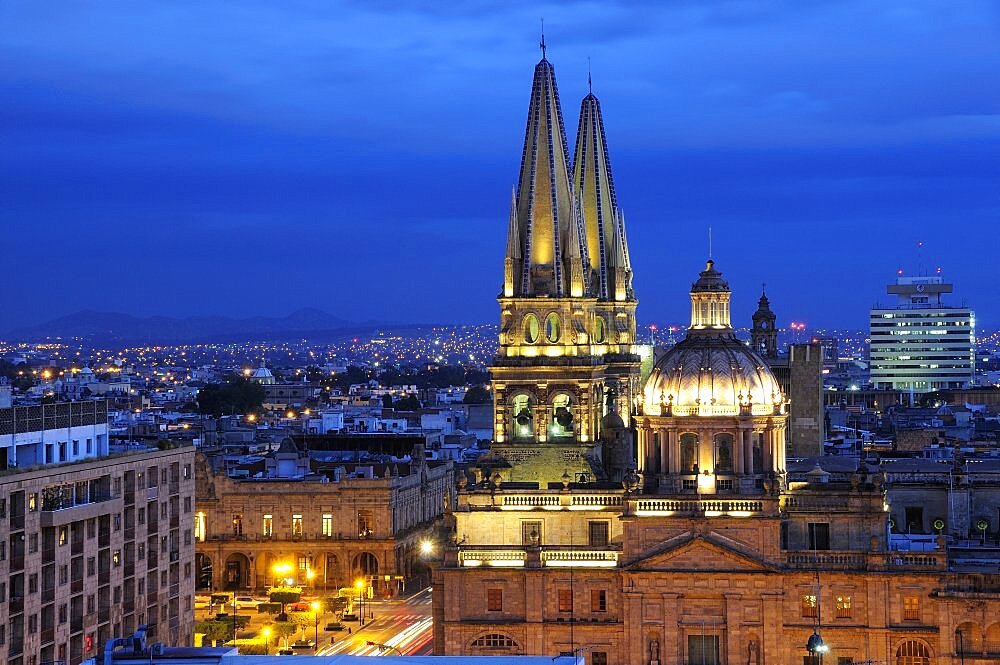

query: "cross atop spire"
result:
(540, 19), (546, 59)
(587, 56), (592, 93)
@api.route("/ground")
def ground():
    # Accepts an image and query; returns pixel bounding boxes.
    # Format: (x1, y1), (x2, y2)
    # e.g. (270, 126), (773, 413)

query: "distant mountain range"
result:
(5, 308), (361, 343)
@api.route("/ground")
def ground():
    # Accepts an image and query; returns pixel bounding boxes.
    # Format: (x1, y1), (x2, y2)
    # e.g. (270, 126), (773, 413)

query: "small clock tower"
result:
(751, 287), (778, 358)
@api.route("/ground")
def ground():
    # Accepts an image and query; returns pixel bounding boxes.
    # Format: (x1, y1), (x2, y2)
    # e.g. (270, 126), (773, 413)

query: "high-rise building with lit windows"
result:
(869, 274), (975, 392)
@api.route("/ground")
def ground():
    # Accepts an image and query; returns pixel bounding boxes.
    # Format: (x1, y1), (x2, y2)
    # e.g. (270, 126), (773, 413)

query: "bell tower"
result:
(489, 48), (639, 485)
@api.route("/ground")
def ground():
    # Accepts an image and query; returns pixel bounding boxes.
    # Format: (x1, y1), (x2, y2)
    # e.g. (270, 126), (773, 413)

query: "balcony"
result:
(457, 546), (621, 569)
(784, 550), (946, 571)
(40, 492), (118, 527)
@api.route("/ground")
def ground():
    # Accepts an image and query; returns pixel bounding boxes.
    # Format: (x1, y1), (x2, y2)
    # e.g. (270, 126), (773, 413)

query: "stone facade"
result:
(435, 481), (1000, 664)
(0, 445), (196, 665)
(193, 453), (453, 596)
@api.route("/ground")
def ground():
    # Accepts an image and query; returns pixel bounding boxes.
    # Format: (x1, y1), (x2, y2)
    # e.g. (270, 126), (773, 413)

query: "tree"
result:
(381, 394), (393, 409)
(394, 395), (421, 411)
(269, 620), (298, 648)
(195, 620), (232, 647)
(323, 596), (348, 616)
(269, 589), (302, 619)
(463, 386), (491, 404)
(196, 379), (265, 417)
(287, 610), (314, 641)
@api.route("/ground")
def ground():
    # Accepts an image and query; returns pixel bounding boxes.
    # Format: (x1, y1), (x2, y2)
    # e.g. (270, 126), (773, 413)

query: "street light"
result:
(806, 631), (828, 664)
(261, 627), (271, 656)
(355, 579), (366, 627)
(420, 540), (434, 556)
(311, 601), (321, 650)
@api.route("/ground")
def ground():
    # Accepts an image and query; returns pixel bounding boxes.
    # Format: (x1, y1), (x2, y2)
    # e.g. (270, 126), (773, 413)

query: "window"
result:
(903, 596), (920, 621)
(357, 510), (373, 538)
(58, 605), (67, 624)
(838, 658), (854, 665)
(688, 635), (720, 665)
(58, 526), (68, 545)
(29, 493), (38, 511)
(291, 514), (303, 536)
(808, 523), (831, 551)
(836, 595), (852, 619)
(591, 589), (607, 612)
(588, 521), (609, 547)
(59, 566), (68, 584)
(28, 613), (37, 633)
(183, 497), (191, 513)
(113, 550), (121, 566)
(558, 589), (573, 612)
(262, 514), (273, 537)
(801, 594), (818, 618)
(232, 514), (243, 535)
(593, 653), (608, 665)
(28, 574), (38, 594)
(137, 544), (145, 559)
(895, 641), (930, 665)
(0, 541), (5, 560)
(137, 508), (145, 526)
(471, 633), (518, 650)
(86, 438), (93, 453)
(487, 588), (503, 612)
(904, 507), (924, 534)
(28, 533), (37, 554)
(521, 521), (542, 546)
(183, 464), (191, 479)
(86, 595), (95, 613)
(184, 563), (191, 579)
(73, 440), (79, 456)
(322, 514), (333, 537)
(114, 514), (121, 531)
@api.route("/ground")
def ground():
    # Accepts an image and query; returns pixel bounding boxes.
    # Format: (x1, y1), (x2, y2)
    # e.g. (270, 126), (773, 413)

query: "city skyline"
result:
(4, 2), (1000, 332)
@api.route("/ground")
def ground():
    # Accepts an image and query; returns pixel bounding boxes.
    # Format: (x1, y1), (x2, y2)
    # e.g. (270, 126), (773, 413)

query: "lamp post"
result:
(355, 579), (366, 627)
(311, 601), (321, 650)
(806, 630), (828, 665)
(261, 627), (271, 656)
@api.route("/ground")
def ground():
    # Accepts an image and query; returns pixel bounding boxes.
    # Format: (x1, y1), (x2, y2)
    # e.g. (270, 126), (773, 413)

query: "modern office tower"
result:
(869, 273), (975, 392)
(0, 399), (196, 665)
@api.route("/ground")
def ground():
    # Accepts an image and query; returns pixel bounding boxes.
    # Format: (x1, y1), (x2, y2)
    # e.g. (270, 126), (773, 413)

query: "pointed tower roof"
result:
(505, 186), (520, 260)
(506, 54), (575, 297)
(573, 87), (630, 301)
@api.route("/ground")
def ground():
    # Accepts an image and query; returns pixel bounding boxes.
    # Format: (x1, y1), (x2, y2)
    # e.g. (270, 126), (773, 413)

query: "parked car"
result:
(287, 601), (312, 612)
(193, 596), (212, 610)
(234, 596), (261, 609)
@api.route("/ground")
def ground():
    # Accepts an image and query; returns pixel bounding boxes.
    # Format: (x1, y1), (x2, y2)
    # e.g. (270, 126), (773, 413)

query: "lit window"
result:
(902, 596), (920, 621)
(262, 514), (273, 537)
(322, 514), (333, 537)
(292, 514), (303, 536)
(836, 595), (852, 619)
(801, 594), (818, 618)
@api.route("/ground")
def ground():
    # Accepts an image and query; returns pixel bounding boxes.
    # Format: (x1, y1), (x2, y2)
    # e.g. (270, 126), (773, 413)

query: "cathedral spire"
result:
(509, 49), (575, 297)
(503, 186), (520, 297)
(572, 86), (630, 301)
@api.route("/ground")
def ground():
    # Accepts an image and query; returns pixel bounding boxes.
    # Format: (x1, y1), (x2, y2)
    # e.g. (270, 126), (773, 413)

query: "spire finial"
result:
(587, 56), (592, 93)
(708, 226), (713, 260)
(540, 19), (546, 59)
(762, 282), (767, 295)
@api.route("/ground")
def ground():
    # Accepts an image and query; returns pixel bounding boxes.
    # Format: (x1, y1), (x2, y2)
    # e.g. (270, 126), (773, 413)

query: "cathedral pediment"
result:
(624, 532), (778, 573)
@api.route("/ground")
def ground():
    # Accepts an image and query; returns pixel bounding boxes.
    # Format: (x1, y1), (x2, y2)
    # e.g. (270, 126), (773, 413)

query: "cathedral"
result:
(432, 47), (1000, 665)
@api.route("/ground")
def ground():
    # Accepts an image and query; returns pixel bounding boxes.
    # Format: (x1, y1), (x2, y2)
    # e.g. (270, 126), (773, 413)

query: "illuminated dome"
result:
(643, 260), (784, 417)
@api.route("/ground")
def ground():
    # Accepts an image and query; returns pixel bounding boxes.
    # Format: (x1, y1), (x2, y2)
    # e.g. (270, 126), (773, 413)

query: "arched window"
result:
(956, 623), (981, 654)
(471, 633), (519, 651)
(545, 313), (560, 343)
(593, 316), (606, 343)
(511, 395), (533, 440)
(715, 434), (734, 472)
(896, 641), (931, 665)
(550, 394), (573, 439)
(523, 314), (539, 344)
(985, 624), (1000, 655)
(680, 433), (699, 473)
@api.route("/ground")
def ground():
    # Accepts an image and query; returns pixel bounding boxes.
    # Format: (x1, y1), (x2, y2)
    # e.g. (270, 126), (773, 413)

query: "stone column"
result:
(762, 426), (773, 473)
(659, 428), (669, 481)
(637, 428), (647, 475)
(668, 429), (680, 475)
(743, 429), (754, 476)
(662, 592), (680, 665)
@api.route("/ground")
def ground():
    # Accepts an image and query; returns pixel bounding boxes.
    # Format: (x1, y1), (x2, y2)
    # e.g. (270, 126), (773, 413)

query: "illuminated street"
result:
(318, 587), (434, 656)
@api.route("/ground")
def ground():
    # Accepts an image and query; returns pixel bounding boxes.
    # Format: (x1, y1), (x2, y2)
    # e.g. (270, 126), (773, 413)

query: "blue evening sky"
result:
(2, 1), (999, 332)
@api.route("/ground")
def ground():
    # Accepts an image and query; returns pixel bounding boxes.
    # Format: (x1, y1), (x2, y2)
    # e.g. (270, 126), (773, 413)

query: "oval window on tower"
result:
(523, 314), (539, 344)
(593, 316), (606, 343)
(545, 313), (560, 343)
